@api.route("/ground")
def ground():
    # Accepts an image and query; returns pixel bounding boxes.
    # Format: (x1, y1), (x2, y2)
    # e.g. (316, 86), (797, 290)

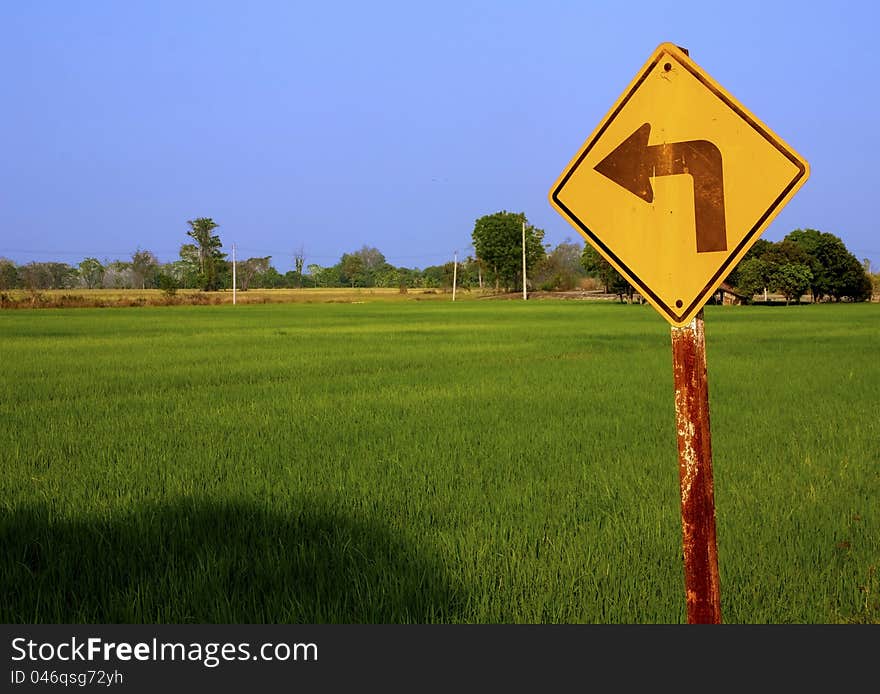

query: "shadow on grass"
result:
(1, 498), (467, 624)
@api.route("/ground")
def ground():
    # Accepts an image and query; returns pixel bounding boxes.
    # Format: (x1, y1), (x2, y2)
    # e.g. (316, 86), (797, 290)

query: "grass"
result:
(0, 300), (877, 623)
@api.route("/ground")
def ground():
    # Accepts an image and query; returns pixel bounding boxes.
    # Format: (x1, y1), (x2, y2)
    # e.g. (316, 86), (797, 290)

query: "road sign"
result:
(549, 43), (809, 327)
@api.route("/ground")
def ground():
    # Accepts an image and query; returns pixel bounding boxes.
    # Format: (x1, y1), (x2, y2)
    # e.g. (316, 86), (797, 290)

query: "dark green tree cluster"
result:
(726, 229), (871, 303)
(304, 246), (423, 289)
(0, 261), (77, 290)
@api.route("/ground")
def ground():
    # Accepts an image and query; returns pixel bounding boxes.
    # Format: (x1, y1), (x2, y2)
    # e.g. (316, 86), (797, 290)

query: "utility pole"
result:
(522, 218), (528, 300)
(232, 242), (236, 305)
(452, 250), (458, 302)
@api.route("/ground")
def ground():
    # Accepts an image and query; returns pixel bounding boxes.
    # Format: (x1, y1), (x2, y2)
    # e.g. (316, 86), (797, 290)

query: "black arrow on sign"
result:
(594, 122), (727, 253)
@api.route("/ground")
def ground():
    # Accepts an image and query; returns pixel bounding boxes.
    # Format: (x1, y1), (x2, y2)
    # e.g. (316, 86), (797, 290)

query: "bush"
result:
(156, 273), (178, 297)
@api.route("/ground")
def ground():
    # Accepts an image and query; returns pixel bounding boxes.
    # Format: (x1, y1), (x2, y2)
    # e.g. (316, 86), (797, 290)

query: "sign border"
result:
(549, 43), (810, 326)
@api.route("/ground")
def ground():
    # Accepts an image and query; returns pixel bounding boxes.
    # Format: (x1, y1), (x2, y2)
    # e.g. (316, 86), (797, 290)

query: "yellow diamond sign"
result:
(549, 43), (810, 327)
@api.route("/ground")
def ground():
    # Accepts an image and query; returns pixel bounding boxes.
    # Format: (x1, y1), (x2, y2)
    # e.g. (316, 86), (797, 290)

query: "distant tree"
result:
(868, 260), (880, 301)
(252, 266), (283, 288)
(763, 239), (811, 268)
(833, 254), (873, 302)
(173, 244), (201, 288)
(471, 211), (546, 292)
(48, 262), (76, 289)
(77, 257), (105, 289)
(103, 261), (133, 289)
(440, 261), (457, 290)
(293, 247), (306, 288)
(0, 258), (19, 289)
(237, 256), (271, 291)
(728, 231), (871, 303)
(306, 263), (323, 288)
(453, 257), (483, 291)
(373, 266), (402, 289)
(18, 262), (76, 290)
(735, 257), (774, 302)
(771, 263), (812, 304)
(581, 245), (633, 300)
(783, 229), (824, 293)
(745, 238), (776, 261)
(420, 264), (444, 289)
(130, 249), (159, 289)
(535, 239), (585, 290)
(155, 272), (178, 297)
(19, 263), (47, 290)
(353, 246), (383, 268)
(343, 246), (388, 287)
(19, 263), (48, 290)
(732, 238), (808, 301)
(186, 217), (224, 290)
(339, 253), (366, 288)
(460, 255), (485, 290)
(725, 238), (775, 288)
(784, 229), (871, 302)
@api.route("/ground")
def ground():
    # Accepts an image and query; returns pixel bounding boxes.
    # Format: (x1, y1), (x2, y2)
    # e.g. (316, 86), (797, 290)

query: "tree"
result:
(725, 238), (774, 289)
(237, 256), (271, 291)
(293, 246), (306, 288)
(130, 249), (159, 289)
(581, 245), (633, 300)
(77, 257), (105, 289)
(535, 239), (585, 290)
(735, 257), (773, 301)
(453, 257), (483, 291)
(18, 262), (75, 290)
(784, 229), (871, 302)
(306, 264), (323, 287)
(252, 266), (283, 288)
(155, 271), (178, 296)
(867, 260), (880, 301)
(103, 261), (132, 289)
(353, 246), (385, 271)
(420, 264), (444, 289)
(186, 218), (224, 291)
(0, 258), (20, 290)
(471, 211), (546, 292)
(172, 244), (201, 288)
(339, 253), (366, 288)
(373, 266), (402, 289)
(771, 263), (812, 304)
(19, 262), (49, 290)
(421, 261), (458, 290)
(832, 254), (872, 302)
(350, 246), (388, 287)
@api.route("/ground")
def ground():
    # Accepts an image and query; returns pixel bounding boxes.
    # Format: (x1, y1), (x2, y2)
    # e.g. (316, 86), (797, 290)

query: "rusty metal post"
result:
(670, 309), (722, 624)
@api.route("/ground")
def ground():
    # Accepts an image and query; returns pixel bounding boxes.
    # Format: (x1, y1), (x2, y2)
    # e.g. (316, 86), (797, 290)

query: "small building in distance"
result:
(713, 282), (750, 306)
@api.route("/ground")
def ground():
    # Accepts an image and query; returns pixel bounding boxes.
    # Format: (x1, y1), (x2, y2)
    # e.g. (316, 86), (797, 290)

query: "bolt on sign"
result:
(549, 42), (809, 327)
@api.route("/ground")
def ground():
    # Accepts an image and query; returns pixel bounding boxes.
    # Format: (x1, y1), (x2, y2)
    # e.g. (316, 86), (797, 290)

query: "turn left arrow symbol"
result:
(594, 123), (727, 253)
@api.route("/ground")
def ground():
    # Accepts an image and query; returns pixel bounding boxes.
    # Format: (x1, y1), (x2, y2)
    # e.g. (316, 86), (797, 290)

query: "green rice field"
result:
(1, 300), (877, 623)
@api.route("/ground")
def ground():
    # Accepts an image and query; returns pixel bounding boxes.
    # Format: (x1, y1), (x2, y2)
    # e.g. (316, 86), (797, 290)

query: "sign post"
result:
(548, 43), (809, 622)
(670, 310), (721, 623)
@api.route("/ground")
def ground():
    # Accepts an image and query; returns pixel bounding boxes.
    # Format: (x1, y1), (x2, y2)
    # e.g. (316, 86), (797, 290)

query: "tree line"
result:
(0, 218), (455, 293)
(580, 225), (875, 304)
(0, 214), (876, 303)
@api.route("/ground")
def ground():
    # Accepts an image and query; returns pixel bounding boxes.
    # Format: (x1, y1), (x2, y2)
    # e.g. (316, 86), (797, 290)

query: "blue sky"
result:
(1, 1), (877, 273)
